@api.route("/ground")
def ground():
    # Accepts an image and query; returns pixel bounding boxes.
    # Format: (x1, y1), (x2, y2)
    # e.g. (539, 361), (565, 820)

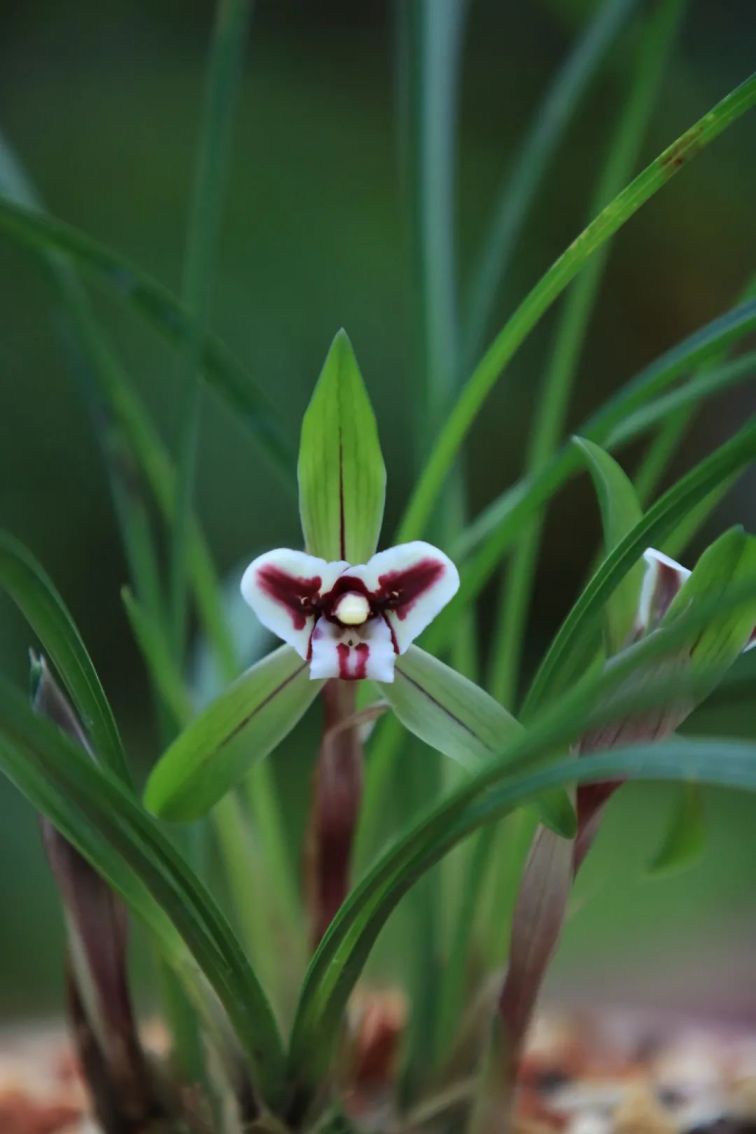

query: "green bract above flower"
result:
(240, 542), (459, 682)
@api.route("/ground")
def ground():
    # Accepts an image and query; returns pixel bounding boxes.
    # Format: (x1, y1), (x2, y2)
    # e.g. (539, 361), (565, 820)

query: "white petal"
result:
(349, 540), (460, 653)
(636, 548), (691, 636)
(309, 617), (396, 682)
(240, 548), (347, 659)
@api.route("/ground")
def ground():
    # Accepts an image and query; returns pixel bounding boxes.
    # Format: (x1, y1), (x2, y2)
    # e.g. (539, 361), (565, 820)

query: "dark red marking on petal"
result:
(376, 558), (445, 621)
(257, 565), (322, 630)
(337, 642), (370, 680)
(354, 643), (369, 679)
(321, 575), (373, 625)
(649, 560), (686, 627)
(306, 618), (320, 661)
(381, 612), (400, 655)
(747, 625), (756, 650)
(325, 575), (371, 601)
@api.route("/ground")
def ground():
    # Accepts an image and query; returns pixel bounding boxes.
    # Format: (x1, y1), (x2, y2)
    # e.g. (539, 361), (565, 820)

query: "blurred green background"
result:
(0, 0), (755, 1020)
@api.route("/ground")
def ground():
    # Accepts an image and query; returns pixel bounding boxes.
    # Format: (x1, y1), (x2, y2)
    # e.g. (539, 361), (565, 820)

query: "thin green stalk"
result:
(401, 0), (464, 439)
(423, 299), (756, 659)
(0, 133), (211, 1081)
(463, 0), (640, 364)
(395, 71), (756, 546)
(443, 8), (684, 1053)
(635, 412), (692, 502)
(0, 129), (238, 680)
(171, 0), (252, 662)
(399, 1), (477, 678)
(124, 589), (290, 1012)
(397, 0), (472, 1080)
(632, 276), (756, 503)
(488, 0), (685, 709)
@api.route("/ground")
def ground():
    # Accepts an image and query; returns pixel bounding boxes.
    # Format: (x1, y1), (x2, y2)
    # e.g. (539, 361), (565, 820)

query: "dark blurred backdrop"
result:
(0, 0), (755, 1017)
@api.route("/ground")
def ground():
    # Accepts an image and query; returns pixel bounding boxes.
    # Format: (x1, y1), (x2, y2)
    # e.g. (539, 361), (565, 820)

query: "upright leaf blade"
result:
(298, 330), (386, 564)
(145, 644), (322, 820)
(664, 526), (756, 685)
(0, 532), (130, 786)
(573, 437), (644, 653)
(463, 0), (640, 361)
(286, 735), (756, 1107)
(396, 73), (756, 545)
(0, 680), (286, 1108)
(523, 417), (756, 715)
(0, 197), (293, 475)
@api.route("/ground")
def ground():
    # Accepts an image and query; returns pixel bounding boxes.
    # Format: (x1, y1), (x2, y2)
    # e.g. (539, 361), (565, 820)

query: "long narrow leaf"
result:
(487, 0), (683, 705)
(0, 680), (286, 1108)
(422, 303), (756, 660)
(573, 438), (644, 653)
(286, 584), (756, 1104)
(0, 197), (293, 475)
(463, 0), (641, 361)
(0, 532), (130, 785)
(456, 298), (756, 560)
(522, 417), (756, 713)
(286, 735), (756, 1106)
(0, 130), (239, 678)
(171, 0), (253, 660)
(396, 72), (756, 545)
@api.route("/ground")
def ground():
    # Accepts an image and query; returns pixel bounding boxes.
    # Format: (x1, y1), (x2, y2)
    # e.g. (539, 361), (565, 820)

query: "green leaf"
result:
(145, 645), (322, 820)
(0, 128), (242, 680)
(648, 782), (705, 876)
(396, 73), (756, 545)
(423, 299), (756, 663)
(605, 350), (756, 451)
(286, 734), (756, 1105)
(0, 532), (130, 786)
(486, 0), (682, 709)
(664, 526), (756, 687)
(382, 647), (575, 836)
(286, 587), (756, 1106)
(169, 0), (253, 665)
(122, 587), (194, 726)
(463, 0), (641, 361)
(456, 298), (756, 561)
(573, 437), (644, 653)
(298, 330), (386, 564)
(0, 679), (286, 1107)
(522, 417), (756, 716)
(0, 196), (293, 476)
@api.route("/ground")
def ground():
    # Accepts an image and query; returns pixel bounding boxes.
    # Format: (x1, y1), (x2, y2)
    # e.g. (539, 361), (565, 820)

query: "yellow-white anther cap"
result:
(334, 592), (370, 625)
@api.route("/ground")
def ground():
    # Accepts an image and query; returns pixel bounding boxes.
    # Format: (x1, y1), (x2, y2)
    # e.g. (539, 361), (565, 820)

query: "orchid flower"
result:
(575, 539), (756, 861)
(240, 541), (459, 682)
(635, 547), (756, 649)
(146, 332), (483, 820)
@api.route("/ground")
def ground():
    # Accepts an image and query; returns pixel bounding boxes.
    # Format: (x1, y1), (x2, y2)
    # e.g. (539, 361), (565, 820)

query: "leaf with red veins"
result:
(351, 541), (460, 653)
(241, 549), (347, 659)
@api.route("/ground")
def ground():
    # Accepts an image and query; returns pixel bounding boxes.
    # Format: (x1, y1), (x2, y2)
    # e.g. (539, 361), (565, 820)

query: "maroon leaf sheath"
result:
(305, 680), (364, 946)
